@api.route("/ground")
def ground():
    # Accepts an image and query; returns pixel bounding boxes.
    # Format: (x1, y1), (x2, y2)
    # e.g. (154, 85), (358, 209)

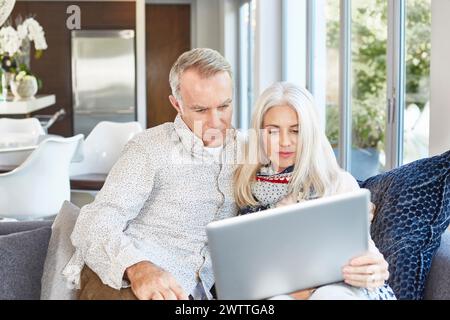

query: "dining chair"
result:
(70, 121), (142, 176)
(0, 134), (84, 220)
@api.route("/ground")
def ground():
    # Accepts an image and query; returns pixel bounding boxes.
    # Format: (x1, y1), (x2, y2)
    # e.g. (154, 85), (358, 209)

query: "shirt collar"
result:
(173, 114), (236, 160)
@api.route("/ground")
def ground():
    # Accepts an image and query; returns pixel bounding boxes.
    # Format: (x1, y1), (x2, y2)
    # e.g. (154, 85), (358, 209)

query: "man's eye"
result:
(219, 105), (229, 109)
(195, 109), (207, 113)
(291, 129), (299, 134)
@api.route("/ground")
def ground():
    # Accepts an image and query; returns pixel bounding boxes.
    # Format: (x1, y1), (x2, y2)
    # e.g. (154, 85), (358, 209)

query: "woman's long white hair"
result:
(234, 82), (344, 208)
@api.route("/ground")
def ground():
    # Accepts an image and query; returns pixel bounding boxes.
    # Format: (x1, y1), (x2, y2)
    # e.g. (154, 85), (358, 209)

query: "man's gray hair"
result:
(169, 48), (232, 101)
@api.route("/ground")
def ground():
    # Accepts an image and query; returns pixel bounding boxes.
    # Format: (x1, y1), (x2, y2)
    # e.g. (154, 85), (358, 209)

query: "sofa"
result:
(1, 151), (449, 300)
(0, 219), (449, 300)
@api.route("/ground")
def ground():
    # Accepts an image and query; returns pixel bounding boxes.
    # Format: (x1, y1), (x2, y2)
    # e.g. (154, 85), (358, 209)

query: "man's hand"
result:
(125, 261), (189, 300)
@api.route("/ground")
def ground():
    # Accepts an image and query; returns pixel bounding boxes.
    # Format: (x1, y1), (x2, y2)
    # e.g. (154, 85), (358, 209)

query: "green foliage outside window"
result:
(326, 0), (431, 150)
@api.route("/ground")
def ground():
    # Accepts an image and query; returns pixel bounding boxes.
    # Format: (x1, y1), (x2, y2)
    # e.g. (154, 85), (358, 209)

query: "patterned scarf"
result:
(251, 165), (294, 207)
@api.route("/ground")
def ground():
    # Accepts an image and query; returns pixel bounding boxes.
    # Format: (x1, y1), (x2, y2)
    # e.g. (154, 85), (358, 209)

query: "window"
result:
(320, 0), (431, 180)
(324, 0), (389, 181)
(250, 0), (431, 173)
(350, 0), (388, 180)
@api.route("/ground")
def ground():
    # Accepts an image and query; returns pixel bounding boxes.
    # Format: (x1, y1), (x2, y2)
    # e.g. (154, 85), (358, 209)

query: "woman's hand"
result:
(275, 193), (297, 208)
(342, 240), (389, 290)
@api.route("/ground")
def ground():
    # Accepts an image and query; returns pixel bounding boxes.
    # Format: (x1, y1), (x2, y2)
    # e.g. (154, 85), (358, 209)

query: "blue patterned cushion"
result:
(359, 150), (450, 300)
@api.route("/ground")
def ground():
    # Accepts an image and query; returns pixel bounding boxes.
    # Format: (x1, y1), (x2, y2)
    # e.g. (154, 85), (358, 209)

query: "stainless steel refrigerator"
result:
(71, 30), (136, 137)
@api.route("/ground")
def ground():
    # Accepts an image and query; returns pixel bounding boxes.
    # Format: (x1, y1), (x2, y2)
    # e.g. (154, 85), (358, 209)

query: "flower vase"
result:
(10, 75), (38, 100)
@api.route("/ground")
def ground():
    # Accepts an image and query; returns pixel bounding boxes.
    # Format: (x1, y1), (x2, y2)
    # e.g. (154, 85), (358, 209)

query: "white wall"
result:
(430, 0), (450, 156)
(220, 0), (238, 73)
(283, 0), (307, 87)
(194, 0), (222, 51)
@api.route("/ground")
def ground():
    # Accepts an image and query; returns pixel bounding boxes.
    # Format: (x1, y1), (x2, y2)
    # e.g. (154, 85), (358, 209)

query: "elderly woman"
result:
(234, 82), (396, 300)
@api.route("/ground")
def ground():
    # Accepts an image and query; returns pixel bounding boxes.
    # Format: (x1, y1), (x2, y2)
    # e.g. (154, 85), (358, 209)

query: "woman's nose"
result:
(280, 130), (291, 147)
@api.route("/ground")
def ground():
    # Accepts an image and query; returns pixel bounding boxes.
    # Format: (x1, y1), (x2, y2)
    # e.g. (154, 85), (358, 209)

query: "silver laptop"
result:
(207, 189), (370, 300)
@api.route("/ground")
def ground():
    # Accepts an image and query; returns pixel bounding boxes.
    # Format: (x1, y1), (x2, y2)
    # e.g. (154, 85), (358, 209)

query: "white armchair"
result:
(70, 121), (142, 176)
(0, 134), (84, 220)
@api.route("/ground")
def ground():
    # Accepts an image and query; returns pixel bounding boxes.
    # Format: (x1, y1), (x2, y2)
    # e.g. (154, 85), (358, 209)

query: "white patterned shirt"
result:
(63, 115), (243, 299)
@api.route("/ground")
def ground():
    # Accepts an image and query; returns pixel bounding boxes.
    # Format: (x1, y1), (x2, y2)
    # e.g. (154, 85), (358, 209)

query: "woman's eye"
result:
(268, 129), (279, 135)
(291, 129), (299, 134)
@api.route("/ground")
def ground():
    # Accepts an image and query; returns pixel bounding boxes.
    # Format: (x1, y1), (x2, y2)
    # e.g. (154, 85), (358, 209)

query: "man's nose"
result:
(208, 109), (222, 128)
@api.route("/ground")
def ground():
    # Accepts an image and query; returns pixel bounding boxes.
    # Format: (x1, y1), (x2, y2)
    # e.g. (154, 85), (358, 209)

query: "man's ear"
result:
(169, 95), (183, 114)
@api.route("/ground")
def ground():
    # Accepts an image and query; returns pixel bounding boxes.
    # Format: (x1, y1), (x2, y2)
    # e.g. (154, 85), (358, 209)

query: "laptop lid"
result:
(207, 189), (370, 300)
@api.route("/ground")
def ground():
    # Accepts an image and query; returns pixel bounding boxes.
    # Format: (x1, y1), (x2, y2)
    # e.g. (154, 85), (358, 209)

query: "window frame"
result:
(386, 0), (406, 170)
(237, 0), (255, 130)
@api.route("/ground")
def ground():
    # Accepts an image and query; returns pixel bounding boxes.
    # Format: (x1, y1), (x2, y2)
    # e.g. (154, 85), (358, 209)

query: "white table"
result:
(0, 134), (61, 167)
(0, 133), (40, 149)
(0, 95), (56, 117)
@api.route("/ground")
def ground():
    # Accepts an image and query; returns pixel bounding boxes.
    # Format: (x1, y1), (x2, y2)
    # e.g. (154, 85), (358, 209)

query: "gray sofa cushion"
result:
(424, 230), (450, 300)
(0, 226), (51, 299)
(0, 220), (52, 235)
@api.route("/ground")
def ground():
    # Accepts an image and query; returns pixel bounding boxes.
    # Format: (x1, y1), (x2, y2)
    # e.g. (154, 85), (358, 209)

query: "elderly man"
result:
(63, 48), (241, 300)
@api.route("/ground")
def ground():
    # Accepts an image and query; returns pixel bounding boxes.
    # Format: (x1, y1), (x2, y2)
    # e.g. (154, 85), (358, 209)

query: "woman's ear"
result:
(169, 95), (183, 114)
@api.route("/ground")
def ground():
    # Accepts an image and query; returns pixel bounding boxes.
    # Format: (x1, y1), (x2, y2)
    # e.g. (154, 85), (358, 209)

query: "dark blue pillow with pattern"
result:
(359, 150), (450, 300)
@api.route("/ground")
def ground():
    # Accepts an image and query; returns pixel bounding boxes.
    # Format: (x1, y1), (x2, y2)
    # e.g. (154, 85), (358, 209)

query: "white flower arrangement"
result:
(0, 17), (47, 57)
(0, 16), (46, 99)
(0, 25), (20, 56)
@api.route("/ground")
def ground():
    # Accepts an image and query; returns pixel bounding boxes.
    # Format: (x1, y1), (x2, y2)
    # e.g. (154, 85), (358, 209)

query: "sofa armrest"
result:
(424, 230), (450, 300)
